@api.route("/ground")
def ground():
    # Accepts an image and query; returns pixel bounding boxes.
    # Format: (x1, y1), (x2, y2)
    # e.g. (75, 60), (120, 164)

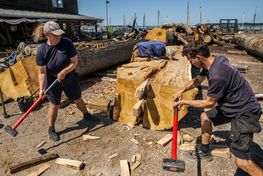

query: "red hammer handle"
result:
(171, 107), (179, 160)
(12, 96), (43, 130)
(12, 80), (58, 130)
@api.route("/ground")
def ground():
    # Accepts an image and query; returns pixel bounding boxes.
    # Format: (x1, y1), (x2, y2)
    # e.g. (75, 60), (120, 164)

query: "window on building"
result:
(52, 0), (64, 8)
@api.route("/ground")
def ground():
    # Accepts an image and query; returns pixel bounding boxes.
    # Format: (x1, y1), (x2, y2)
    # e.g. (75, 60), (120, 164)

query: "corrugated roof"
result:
(0, 8), (103, 22)
(0, 18), (49, 25)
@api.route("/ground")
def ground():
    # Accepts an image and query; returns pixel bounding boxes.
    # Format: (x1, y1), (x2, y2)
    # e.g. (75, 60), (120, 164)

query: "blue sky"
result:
(78, 0), (263, 26)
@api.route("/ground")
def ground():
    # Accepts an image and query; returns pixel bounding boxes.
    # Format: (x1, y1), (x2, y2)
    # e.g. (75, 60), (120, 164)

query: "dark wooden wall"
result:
(0, 0), (78, 14)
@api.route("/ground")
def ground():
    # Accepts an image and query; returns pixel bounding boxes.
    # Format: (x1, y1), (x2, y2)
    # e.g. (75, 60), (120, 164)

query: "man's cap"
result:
(43, 21), (65, 35)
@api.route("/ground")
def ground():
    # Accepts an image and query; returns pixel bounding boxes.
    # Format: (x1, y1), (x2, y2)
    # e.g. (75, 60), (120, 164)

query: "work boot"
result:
(48, 127), (60, 141)
(83, 112), (100, 122)
(185, 147), (213, 162)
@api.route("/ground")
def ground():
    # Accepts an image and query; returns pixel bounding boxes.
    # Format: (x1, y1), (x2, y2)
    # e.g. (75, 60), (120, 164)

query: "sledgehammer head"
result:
(4, 125), (17, 137)
(163, 158), (185, 172)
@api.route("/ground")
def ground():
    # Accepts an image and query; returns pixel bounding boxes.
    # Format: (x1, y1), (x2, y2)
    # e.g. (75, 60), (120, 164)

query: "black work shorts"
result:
(46, 72), (81, 105)
(205, 107), (232, 126)
(206, 107), (262, 160)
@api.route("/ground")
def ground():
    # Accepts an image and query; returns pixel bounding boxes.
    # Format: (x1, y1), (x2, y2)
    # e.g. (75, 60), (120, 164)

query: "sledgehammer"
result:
(163, 107), (185, 172)
(4, 80), (58, 137)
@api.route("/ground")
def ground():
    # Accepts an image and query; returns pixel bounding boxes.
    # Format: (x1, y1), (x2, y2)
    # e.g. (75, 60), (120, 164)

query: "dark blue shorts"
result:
(46, 72), (81, 105)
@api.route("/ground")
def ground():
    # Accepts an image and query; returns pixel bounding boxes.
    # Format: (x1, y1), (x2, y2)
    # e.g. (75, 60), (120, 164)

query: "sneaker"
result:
(48, 127), (60, 141)
(83, 112), (100, 122)
(185, 148), (213, 162)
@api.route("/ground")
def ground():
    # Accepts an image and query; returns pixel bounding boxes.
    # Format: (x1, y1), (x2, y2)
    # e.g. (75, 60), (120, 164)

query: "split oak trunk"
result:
(114, 52), (198, 130)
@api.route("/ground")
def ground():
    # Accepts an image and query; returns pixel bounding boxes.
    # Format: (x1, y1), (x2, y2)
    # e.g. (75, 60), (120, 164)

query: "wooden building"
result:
(0, 0), (103, 47)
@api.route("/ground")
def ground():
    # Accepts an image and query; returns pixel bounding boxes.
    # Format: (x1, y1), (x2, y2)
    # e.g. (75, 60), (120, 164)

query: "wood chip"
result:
(179, 143), (196, 151)
(182, 134), (194, 142)
(35, 141), (46, 148)
(131, 155), (136, 163)
(211, 148), (231, 158)
(136, 154), (142, 162)
(82, 135), (101, 140)
(108, 153), (118, 159)
(130, 138), (140, 145)
(180, 127), (199, 138)
(157, 134), (172, 147)
(147, 141), (153, 145)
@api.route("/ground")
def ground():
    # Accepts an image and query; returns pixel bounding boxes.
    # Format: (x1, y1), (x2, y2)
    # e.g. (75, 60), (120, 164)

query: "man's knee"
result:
(235, 157), (252, 171)
(201, 112), (210, 122)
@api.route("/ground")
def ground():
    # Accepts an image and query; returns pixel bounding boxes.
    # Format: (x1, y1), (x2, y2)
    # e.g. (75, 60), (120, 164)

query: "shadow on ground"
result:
(38, 111), (114, 155)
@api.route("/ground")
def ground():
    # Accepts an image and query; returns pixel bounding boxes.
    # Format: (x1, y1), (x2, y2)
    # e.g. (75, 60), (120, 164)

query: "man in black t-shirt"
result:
(36, 21), (98, 141)
(173, 40), (263, 175)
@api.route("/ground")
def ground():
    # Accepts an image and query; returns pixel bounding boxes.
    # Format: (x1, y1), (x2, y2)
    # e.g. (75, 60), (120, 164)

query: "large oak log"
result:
(115, 49), (198, 130)
(76, 40), (140, 76)
(234, 33), (263, 57)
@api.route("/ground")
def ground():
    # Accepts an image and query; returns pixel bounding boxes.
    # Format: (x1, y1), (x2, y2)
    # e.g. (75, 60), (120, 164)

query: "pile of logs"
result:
(161, 23), (236, 46)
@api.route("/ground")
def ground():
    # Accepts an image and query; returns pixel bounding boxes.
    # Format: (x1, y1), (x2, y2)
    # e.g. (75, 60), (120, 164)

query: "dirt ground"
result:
(0, 44), (263, 176)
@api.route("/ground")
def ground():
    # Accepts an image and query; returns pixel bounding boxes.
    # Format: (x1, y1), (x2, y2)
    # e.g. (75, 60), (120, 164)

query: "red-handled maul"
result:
(163, 107), (185, 172)
(4, 80), (58, 137)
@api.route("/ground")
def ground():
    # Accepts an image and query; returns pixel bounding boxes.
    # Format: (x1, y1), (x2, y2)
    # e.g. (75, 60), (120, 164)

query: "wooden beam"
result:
(157, 134), (172, 147)
(120, 160), (130, 176)
(55, 158), (85, 170)
(134, 79), (150, 99)
(27, 164), (50, 176)
(9, 153), (58, 174)
(132, 99), (146, 117)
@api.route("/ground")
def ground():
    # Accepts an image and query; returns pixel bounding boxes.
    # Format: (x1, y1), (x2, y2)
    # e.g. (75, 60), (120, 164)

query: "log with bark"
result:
(234, 33), (263, 58)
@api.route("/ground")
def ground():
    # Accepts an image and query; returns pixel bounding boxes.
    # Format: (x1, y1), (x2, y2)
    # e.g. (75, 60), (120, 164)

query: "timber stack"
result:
(113, 48), (198, 130)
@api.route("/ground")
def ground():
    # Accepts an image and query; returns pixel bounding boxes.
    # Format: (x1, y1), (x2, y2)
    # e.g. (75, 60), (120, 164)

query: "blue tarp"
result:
(137, 41), (166, 58)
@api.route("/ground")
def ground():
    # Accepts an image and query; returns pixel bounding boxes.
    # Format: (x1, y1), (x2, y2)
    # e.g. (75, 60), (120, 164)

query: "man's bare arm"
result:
(174, 75), (206, 100)
(174, 96), (217, 109)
